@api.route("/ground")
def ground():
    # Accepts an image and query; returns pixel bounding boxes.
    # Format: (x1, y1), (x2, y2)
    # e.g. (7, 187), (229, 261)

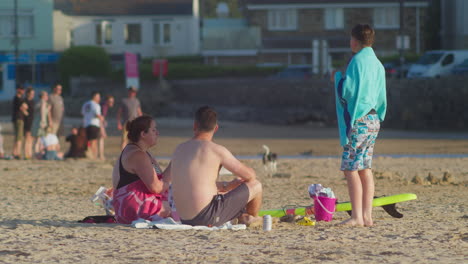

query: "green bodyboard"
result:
(259, 193), (417, 218)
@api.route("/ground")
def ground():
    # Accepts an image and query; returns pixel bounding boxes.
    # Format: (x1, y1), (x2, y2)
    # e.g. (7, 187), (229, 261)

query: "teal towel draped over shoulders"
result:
(333, 47), (387, 146)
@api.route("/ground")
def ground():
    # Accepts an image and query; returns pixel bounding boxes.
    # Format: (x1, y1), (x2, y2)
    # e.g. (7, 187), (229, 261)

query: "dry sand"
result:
(0, 119), (467, 263)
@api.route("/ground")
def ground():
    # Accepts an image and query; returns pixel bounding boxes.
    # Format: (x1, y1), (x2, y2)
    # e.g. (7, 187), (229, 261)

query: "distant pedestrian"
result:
(98, 95), (115, 160)
(81, 92), (103, 159)
(24, 87), (35, 159)
(117, 86), (142, 150)
(11, 85), (25, 159)
(32, 91), (52, 155)
(49, 84), (65, 136)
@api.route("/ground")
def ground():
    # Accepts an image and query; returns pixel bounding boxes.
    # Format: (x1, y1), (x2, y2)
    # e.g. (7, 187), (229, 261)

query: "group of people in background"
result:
(2, 83), (142, 161)
(6, 84), (64, 160)
(79, 86), (141, 160)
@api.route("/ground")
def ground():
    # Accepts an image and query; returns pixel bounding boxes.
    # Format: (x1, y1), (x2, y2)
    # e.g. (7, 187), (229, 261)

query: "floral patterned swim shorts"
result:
(340, 113), (380, 171)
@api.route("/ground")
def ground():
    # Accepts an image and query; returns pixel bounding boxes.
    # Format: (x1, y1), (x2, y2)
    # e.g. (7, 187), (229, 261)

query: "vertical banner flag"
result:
(125, 52), (139, 89)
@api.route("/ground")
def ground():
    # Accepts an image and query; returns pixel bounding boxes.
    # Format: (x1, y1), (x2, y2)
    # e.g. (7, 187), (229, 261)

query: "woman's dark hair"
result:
(351, 24), (375, 46)
(126, 115), (153, 142)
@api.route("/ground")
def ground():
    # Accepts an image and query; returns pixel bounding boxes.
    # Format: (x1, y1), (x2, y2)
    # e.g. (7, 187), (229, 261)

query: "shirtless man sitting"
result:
(171, 106), (263, 227)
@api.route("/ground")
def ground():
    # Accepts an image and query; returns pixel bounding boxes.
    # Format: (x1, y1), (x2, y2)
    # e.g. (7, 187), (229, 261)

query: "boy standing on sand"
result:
(331, 24), (387, 226)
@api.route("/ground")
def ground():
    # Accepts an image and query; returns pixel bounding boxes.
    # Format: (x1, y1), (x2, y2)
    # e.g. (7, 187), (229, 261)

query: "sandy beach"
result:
(0, 119), (467, 263)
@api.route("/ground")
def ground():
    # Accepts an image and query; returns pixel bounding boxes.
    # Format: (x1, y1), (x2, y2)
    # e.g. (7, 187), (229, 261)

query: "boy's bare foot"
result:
(339, 218), (364, 227)
(363, 217), (374, 227)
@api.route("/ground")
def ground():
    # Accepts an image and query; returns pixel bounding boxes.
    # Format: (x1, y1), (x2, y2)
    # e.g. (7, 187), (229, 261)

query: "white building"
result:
(53, 0), (200, 58)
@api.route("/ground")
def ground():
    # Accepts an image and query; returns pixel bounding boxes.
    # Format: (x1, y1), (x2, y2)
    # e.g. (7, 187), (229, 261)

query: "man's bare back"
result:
(172, 139), (254, 220)
(171, 140), (222, 220)
(171, 106), (262, 226)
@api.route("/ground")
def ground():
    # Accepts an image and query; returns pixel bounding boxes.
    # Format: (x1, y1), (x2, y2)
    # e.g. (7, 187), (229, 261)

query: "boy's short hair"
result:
(351, 24), (375, 46)
(195, 106), (217, 132)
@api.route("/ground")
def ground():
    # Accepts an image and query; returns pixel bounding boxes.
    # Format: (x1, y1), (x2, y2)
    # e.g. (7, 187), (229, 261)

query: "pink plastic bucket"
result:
(313, 196), (337, 222)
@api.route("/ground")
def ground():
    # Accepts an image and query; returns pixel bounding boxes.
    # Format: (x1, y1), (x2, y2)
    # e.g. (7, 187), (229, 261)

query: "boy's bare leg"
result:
(89, 140), (98, 159)
(359, 169), (375, 226)
(341, 170), (364, 226)
(98, 138), (105, 160)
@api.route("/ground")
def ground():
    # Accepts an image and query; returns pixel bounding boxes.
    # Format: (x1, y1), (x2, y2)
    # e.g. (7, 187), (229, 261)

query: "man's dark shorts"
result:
(86, 125), (100, 140)
(181, 183), (250, 227)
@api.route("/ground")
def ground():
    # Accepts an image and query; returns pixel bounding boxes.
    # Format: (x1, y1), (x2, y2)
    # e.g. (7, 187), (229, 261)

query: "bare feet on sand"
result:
(239, 214), (263, 228)
(363, 217), (374, 227)
(339, 218), (364, 227)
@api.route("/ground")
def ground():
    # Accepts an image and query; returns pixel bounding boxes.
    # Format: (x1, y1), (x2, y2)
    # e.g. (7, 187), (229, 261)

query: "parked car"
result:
(407, 50), (468, 78)
(451, 59), (468, 75)
(383, 62), (412, 78)
(270, 65), (313, 79)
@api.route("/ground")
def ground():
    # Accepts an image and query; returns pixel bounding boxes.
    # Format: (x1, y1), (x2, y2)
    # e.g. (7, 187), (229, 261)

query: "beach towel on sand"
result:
(132, 217), (247, 230)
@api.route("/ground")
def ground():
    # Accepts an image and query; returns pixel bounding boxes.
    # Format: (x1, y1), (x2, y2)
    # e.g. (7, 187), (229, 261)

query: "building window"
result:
(324, 8), (344, 30)
(124, 23), (142, 44)
(95, 24), (102, 45)
(374, 7), (399, 29)
(268, 9), (297, 31)
(103, 23), (112, 44)
(154, 22), (172, 45)
(0, 9), (34, 37)
(96, 22), (112, 45)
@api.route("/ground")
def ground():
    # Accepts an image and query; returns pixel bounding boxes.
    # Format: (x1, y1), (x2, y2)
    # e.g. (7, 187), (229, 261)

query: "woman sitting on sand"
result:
(112, 115), (172, 224)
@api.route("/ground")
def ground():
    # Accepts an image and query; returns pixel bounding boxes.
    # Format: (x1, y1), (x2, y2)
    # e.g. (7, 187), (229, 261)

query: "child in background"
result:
(36, 127), (63, 160)
(65, 127), (87, 159)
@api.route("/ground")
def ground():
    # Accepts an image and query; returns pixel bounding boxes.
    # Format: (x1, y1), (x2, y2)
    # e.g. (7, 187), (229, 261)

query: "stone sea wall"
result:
(1, 76), (467, 130)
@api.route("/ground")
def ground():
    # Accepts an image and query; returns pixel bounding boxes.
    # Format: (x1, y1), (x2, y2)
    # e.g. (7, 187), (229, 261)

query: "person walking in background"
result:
(98, 95), (115, 160)
(24, 87), (35, 159)
(81, 92), (103, 159)
(11, 85), (25, 159)
(12, 102), (29, 159)
(49, 84), (65, 136)
(117, 86), (142, 150)
(32, 91), (52, 155)
(331, 24), (387, 227)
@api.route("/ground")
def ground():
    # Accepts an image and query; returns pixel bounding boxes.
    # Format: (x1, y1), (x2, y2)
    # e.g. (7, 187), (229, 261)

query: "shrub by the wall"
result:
(58, 46), (111, 92)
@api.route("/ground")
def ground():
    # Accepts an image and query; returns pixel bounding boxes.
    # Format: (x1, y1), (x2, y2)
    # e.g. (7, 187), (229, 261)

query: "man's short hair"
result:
(351, 24), (375, 46)
(91, 91), (100, 98)
(195, 106), (217, 132)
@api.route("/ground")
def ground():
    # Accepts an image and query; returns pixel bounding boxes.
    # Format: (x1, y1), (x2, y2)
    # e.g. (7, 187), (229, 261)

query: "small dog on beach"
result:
(262, 145), (277, 175)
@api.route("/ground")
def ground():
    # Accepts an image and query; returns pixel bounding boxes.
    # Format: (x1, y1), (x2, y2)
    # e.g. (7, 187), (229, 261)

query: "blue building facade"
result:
(0, 0), (58, 101)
